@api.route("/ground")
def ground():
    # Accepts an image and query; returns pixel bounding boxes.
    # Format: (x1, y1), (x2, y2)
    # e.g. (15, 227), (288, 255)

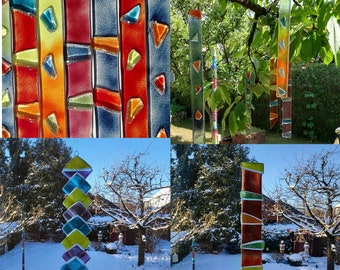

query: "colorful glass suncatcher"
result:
(189, 9), (205, 144)
(2, 0), (170, 138)
(240, 162), (264, 270)
(61, 155), (93, 270)
(275, 0), (292, 138)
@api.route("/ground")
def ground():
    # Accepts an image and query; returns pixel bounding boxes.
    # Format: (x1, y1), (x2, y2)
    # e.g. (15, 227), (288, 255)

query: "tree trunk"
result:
(137, 228), (146, 266)
(327, 236), (335, 270)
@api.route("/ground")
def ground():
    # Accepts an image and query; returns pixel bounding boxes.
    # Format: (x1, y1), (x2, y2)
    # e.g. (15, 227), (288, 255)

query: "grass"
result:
(171, 118), (317, 144)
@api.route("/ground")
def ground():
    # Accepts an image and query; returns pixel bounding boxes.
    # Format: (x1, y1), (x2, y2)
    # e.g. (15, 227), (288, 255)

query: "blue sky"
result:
(62, 139), (170, 188)
(248, 144), (340, 196)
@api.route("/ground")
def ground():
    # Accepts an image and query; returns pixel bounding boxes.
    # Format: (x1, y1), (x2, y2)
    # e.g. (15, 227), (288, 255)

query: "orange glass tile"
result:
(150, 21), (168, 48)
(92, 36), (119, 55)
(195, 110), (202, 120)
(94, 87), (122, 112)
(126, 98), (143, 124)
(156, 128), (167, 138)
(2, 125), (11, 138)
(15, 102), (40, 118)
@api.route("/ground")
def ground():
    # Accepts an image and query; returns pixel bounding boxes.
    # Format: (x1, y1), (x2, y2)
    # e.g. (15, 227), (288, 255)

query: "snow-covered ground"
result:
(171, 252), (340, 270)
(0, 240), (170, 270)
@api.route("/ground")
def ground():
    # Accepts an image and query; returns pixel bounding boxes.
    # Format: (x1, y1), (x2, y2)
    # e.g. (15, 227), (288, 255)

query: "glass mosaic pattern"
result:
(2, 0), (170, 138)
(61, 155), (93, 270)
(240, 162), (264, 270)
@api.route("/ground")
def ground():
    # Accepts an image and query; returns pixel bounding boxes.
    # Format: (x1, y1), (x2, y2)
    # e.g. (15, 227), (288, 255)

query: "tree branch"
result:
(229, 0), (267, 17)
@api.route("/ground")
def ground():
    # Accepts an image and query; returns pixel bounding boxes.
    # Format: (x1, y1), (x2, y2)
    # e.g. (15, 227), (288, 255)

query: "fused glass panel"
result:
(2, 0), (169, 138)
(189, 10), (205, 143)
(62, 156), (92, 269)
(240, 163), (264, 270)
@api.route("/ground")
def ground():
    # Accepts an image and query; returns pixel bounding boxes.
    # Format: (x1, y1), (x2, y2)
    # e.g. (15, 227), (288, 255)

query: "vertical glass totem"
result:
(277, 0), (292, 138)
(211, 48), (218, 144)
(269, 58), (278, 129)
(189, 9), (205, 144)
(61, 156), (93, 270)
(244, 71), (253, 138)
(1, 0), (170, 138)
(240, 162), (264, 270)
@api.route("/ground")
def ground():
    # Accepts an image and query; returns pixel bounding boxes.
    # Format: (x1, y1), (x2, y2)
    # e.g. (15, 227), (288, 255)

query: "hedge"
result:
(253, 63), (340, 143)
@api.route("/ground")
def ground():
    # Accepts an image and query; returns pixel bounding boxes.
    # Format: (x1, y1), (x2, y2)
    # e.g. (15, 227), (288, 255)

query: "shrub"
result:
(287, 253), (303, 266)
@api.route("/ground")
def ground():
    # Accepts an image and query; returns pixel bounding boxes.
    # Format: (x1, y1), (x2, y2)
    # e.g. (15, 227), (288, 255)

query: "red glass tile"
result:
(14, 66), (39, 104)
(68, 109), (92, 137)
(65, 0), (90, 44)
(12, 9), (36, 53)
(94, 87), (121, 112)
(16, 118), (39, 138)
(67, 59), (91, 97)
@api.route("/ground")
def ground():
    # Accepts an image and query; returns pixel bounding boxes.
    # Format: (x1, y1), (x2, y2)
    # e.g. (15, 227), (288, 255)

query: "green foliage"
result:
(0, 139), (73, 233)
(292, 63), (340, 142)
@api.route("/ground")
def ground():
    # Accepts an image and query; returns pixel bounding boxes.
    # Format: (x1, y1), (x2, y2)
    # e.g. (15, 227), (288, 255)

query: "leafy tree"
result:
(171, 145), (252, 244)
(94, 149), (170, 266)
(0, 139), (72, 233)
(275, 148), (340, 270)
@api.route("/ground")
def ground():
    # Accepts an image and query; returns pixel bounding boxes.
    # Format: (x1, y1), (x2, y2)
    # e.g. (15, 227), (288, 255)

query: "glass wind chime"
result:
(189, 9), (205, 144)
(240, 162), (265, 270)
(270, 0), (292, 138)
(211, 48), (218, 144)
(61, 155), (93, 270)
(2, 0), (170, 138)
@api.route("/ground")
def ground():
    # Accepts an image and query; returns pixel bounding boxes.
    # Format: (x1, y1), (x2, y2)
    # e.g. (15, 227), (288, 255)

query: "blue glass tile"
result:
(94, 50), (119, 91)
(65, 44), (91, 62)
(95, 107), (121, 138)
(63, 173), (91, 195)
(61, 257), (88, 270)
(42, 54), (57, 78)
(62, 216), (91, 236)
(92, 0), (117, 36)
(121, 4), (140, 24)
(40, 6), (57, 32)
(10, 0), (36, 14)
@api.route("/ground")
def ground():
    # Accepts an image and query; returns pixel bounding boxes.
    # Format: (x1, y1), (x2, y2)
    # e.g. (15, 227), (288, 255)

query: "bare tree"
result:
(94, 149), (170, 266)
(277, 149), (340, 270)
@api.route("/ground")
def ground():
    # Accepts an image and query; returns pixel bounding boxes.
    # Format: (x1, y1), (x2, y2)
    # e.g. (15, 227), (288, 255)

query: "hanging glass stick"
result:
(189, 9), (205, 144)
(211, 47), (218, 144)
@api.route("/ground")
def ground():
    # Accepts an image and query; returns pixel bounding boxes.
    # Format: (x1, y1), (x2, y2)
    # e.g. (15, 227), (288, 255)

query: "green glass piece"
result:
(240, 190), (263, 201)
(2, 26), (8, 37)
(241, 240), (265, 250)
(61, 229), (90, 250)
(44, 113), (60, 136)
(241, 266), (263, 270)
(126, 49), (141, 70)
(63, 156), (92, 170)
(240, 162), (264, 174)
(13, 49), (38, 68)
(2, 89), (11, 108)
(63, 187), (92, 209)
(2, 1), (11, 61)
(67, 93), (93, 109)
